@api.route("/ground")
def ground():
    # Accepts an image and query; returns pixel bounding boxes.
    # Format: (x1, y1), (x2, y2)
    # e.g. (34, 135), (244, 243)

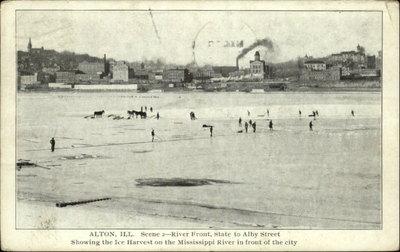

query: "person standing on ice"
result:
(150, 107), (153, 112)
(299, 110), (302, 117)
(210, 126), (213, 137)
(239, 117), (242, 126)
(247, 110), (250, 116)
(312, 111), (317, 120)
(269, 120), (273, 131)
(249, 119), (252, 126)
(309, 121), (313, 131)
(351, 110), (355, 117)
(267, 109), (270, 117)
(252, 122), (256, 133)
(151, 129), (155, 142)
(245, 122), (249, 133)
(156, 112), (160, 120)
(50, 137), (55, 152)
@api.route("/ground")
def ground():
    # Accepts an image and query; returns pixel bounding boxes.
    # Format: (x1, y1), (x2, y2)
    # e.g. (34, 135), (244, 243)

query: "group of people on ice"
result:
(49, 107), (357, 151)
(129, 105), (160, 120)
(238, 117), (271, 133)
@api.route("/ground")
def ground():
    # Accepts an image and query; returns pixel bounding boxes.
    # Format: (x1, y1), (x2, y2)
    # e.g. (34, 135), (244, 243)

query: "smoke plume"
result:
(236, 38), (274, 69)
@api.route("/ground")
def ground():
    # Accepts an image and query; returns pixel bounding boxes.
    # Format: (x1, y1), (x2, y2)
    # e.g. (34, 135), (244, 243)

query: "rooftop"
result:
(331, 51), (365, 56)
(250, 60), (266, 64)
(305, 60), (325, 64)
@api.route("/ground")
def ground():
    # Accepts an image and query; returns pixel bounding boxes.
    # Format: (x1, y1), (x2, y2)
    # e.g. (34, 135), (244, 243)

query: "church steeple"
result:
(27, 38), (32, 52)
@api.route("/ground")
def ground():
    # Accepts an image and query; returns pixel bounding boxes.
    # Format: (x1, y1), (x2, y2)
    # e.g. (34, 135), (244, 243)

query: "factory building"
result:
(56, 71), (76, 84)
(163, 68), (191, 84)
(249, 51), (268, 79)
(112, 61), (129, 83)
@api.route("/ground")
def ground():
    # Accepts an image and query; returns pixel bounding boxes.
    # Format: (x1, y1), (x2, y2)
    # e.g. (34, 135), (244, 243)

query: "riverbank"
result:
(18, 86), (381, 93)
(18, 79), (381, 93)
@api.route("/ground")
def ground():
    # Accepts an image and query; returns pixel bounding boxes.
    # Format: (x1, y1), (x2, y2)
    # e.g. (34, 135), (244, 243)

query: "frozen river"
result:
(16, 91), (381, 229)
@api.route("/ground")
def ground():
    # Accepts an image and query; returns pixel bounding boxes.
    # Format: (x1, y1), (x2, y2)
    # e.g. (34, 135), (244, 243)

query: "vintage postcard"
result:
(1, 0), (398, 251)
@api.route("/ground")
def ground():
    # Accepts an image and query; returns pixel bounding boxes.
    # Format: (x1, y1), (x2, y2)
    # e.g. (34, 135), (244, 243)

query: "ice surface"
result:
(16, 91), (381, 229)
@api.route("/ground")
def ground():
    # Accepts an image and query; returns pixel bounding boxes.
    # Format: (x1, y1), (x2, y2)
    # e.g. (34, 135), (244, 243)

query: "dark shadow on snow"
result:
(135, 178), (236, 187)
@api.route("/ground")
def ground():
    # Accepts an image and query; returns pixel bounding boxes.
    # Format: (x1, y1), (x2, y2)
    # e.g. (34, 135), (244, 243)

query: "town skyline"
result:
(17, 11), (382, 66)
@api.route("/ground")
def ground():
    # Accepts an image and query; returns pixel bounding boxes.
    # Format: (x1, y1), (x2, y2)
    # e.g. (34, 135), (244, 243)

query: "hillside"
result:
(17, 49), (105, 75)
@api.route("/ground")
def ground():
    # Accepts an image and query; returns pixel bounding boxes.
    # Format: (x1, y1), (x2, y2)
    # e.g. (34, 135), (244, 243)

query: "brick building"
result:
(56, 71), (76, 84)
(20, 73), (38, 85)
(328, 45), (366, 69)
(366, 56), (376, 69)
(163, 68), (191, 83)
(76, 73), (101, 83)
(112, 61), (129, 83)
(300, 67), (341, 81)
(376, 50), (382, 70)
(304, 60), (326, 71)
(249, 51), (267, 78)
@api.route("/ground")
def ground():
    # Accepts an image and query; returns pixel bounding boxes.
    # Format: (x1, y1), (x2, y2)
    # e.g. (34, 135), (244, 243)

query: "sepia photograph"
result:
(1, 0), (399, 250)
(13, 8), (385, 231)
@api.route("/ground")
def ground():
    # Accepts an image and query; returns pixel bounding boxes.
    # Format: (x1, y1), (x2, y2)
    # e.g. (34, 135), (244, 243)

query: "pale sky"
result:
(17, 11), (382, 66)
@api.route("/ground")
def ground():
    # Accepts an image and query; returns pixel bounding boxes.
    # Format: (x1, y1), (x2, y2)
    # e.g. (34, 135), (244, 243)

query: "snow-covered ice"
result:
(16, 91), (381, 229)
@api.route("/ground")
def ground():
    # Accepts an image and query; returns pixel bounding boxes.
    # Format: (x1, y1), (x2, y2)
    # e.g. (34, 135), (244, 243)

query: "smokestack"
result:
(103, 54), (107, 74)
(236, 58), (239, 71)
